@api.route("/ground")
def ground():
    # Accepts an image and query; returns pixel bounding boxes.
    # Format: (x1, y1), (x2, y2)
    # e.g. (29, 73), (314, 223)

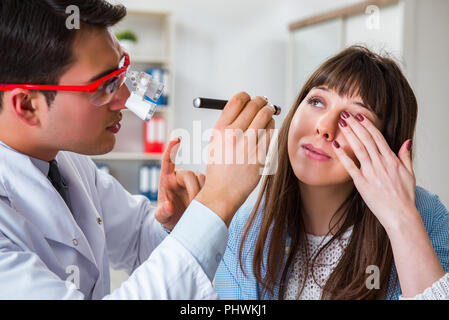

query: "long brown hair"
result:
(239, 46), (418, 299)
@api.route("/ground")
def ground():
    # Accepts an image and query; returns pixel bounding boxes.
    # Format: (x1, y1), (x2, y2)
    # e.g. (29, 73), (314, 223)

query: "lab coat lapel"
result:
(0, 145), (98, 268)
(56, 152), (106, 270)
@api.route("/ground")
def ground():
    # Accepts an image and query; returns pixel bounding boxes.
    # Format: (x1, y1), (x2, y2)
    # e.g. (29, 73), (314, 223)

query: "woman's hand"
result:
(331, 111), (416, 231)
(332, 111), (445, 298)
(154, 137), (206, 231)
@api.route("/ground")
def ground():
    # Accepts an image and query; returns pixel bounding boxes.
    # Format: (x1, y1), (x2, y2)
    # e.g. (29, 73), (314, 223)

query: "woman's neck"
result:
(299, 180), (355, 236)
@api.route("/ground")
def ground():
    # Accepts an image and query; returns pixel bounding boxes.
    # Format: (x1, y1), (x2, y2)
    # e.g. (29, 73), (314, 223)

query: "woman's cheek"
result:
(290, 110), (314, 139)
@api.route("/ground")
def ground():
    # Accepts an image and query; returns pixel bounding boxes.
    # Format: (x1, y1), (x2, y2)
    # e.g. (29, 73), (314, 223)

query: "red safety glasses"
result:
(0, 52), (130, 106)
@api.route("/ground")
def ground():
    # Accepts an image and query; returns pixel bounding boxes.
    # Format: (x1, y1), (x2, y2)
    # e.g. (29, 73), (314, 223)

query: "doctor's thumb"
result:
(163, 201), (173, 215)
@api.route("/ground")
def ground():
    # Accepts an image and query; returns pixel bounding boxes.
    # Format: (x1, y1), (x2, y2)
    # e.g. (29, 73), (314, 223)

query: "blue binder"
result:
(139, 165), (161, 202)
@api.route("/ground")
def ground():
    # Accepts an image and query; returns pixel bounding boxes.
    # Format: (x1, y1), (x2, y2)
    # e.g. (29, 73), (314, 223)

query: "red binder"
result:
(143, 116), (166, 154)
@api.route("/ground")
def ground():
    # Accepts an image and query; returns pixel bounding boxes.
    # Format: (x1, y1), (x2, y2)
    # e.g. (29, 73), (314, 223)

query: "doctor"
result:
(0, 0), (275, 299)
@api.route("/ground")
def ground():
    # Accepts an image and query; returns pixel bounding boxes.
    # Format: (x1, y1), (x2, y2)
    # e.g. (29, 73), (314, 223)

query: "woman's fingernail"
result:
(333, 140), (340, 148)
(355, 113), (364, 122)
(407, 139), (413, 151)
(341, 111), (350, 119)
(338, 119), (347, 127)
(263, 96), (269, 101)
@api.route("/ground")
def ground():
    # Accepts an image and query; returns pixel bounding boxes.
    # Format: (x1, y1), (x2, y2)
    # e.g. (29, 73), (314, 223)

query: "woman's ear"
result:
(8, 88), (42, 126)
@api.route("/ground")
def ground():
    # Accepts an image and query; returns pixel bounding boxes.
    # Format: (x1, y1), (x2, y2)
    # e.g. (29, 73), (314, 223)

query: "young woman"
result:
(214, 46), (449, 300)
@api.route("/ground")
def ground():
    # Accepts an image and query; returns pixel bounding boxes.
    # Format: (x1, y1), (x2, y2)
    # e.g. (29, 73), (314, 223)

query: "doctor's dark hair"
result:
(239, 46), (418, 300)
(0, 0), (127, 111)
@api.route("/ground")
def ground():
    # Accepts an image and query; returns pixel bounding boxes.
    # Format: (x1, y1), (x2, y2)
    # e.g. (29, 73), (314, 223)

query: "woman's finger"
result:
(398, 139), (414, 175)
(353, 112), (396, 159)
(332, 140), (365, 186)
(340, 111), (385, 171)
(338, 112), (374, 175)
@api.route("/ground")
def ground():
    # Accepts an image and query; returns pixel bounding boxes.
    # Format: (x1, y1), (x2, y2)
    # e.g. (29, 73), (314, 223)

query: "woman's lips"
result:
(302, 144), (332, 161)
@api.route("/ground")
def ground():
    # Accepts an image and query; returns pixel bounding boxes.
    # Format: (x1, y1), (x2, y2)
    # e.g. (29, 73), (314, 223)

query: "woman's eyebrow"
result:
(314, 86), (369, 109)
(315, 86), (329, 92)
(353, 101), (369, 109)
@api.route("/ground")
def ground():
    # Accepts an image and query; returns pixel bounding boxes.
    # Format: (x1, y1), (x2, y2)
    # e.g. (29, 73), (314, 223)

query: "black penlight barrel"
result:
(193, 97), (281, 115)
(193, 98), (227, 110)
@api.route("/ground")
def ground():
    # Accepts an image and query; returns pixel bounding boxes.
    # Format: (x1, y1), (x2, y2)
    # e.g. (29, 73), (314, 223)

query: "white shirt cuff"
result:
(399, 273), (449, 300)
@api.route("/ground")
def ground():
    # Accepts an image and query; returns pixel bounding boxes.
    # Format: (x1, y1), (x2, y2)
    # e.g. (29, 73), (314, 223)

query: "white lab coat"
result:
(0, 143), (219, 299)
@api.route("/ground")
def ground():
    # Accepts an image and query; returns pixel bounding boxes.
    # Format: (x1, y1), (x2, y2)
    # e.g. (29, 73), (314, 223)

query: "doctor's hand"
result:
(154, 137), (205, 231)
(195, 92), (276, 227)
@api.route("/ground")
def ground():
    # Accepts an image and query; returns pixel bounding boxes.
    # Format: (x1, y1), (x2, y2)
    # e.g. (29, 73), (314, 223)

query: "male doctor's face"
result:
(41, 27), (129, 156)
(287, 86), (382, 186)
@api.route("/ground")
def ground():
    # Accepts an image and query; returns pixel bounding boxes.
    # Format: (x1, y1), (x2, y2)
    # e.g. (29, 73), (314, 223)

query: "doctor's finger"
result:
(194, 172), (206, 189)
(176, 170), (201, 202)
(230, 96), (268, 131)
(248, 103), (276, 134)
(161, 137), (181, 176)
(154, 201), (174, 224)
(215, 92), (251, 129)
(255, 119), (275, 163)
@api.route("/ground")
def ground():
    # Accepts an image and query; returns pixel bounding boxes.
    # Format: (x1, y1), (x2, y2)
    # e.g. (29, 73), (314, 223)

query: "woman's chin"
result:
(292, 165), (351, 186)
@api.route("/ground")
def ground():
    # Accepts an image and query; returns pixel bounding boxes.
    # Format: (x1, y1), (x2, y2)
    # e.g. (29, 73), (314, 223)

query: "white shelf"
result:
(131, 55), (169, 65)
(125, 9), (171, 18)
(90, 152), (163, 161)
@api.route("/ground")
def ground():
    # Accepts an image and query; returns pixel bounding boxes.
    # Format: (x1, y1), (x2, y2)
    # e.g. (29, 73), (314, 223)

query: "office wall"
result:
(402, 0), (449, 207)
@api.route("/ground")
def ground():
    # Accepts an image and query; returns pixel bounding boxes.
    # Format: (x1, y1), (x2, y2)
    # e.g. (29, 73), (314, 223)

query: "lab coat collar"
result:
(30, 157), (50, 177)
(0, 142), (101, 269)
(0, 141), (50, 176)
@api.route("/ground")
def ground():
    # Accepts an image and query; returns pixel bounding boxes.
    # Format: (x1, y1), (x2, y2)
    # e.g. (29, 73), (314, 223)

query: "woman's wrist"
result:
(384, 206), (445, 297)
(381, 205), (422, 237)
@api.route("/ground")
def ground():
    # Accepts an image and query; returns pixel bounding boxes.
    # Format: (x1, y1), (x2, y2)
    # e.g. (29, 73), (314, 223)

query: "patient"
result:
(214, 45), (449, 300)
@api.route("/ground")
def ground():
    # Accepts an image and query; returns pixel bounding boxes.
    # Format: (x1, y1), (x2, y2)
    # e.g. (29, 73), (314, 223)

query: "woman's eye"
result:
(307, 97), (324, 108)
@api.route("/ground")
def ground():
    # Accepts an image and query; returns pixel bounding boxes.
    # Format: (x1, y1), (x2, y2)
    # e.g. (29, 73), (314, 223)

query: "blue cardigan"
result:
(214, 186), (449, 299)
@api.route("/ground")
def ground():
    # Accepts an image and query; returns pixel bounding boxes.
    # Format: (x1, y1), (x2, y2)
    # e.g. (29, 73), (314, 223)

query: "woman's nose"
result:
(315, 113), (339, 141)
